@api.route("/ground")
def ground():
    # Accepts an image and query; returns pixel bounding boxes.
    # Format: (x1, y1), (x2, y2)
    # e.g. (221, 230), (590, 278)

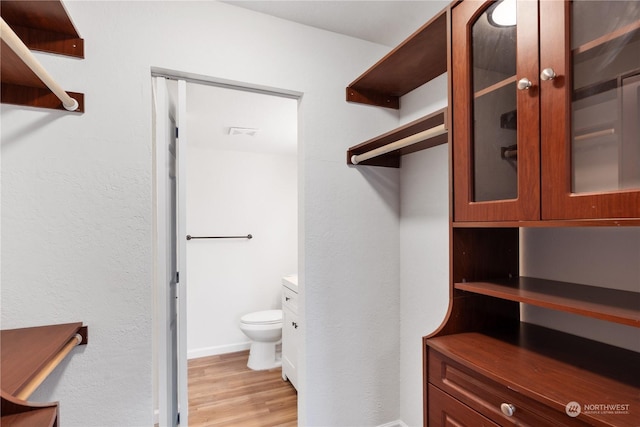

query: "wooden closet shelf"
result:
(347, 108), (447, 167)
(455, 276), (640, 327)
(1, 0), (84, 57)
(346, 8), (448, 109)
(1, 0), (85, 112)
(1, 391), (58, 427)
(1, 322), (88, 397)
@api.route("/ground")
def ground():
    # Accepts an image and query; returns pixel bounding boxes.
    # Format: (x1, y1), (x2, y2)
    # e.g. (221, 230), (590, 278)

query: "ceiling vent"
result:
(228, 127), (259, 137)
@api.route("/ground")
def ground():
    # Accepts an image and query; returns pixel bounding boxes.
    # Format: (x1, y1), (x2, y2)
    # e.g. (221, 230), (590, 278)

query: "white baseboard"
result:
(377, 421), (409, 427)
(187, 342), (251, 359)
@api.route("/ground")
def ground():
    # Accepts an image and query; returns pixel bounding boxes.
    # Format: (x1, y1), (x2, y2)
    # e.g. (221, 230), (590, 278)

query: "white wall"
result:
(186, 148), (297, 358)
(0, 1), (404, 426)
(398, 74), (450, 427)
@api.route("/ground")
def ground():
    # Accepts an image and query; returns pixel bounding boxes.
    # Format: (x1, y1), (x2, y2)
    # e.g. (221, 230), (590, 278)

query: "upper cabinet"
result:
(452, 0), (640, 222)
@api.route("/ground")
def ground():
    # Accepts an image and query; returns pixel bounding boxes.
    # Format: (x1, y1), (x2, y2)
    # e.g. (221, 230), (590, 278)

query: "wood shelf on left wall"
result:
(1, 0), (85, 112)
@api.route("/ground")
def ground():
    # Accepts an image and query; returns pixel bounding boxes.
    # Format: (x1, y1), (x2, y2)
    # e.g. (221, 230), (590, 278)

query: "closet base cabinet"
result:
(426, 323), (640, 426)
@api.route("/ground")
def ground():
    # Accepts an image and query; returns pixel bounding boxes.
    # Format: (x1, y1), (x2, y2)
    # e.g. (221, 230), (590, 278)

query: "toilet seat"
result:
(240, 309), (282, 325)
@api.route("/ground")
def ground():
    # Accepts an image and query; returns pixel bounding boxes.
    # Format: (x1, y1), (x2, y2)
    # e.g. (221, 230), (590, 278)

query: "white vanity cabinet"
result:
(281, 275), (299, 390)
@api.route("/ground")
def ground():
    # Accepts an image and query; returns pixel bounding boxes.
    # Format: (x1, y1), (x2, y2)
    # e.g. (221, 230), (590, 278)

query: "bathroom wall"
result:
(186, 147), (297, 358)
(0, 1), (404, 426)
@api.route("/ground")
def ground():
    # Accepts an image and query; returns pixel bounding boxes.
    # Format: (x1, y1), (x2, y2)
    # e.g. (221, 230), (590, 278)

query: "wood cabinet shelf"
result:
(455, 277), (640, 327)
(346, 108), (447, 168)
(1, 0), (84, 112)
(427, 323), (640, 427)
(346, 7), (447, 109)
(1, 392), (58, 427)
(573, 19), (640, 59)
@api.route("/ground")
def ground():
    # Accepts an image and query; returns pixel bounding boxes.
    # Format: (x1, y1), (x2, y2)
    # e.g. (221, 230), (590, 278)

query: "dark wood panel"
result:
(1, 1), (80, 37)
(427, 324), (640, 427)
(428, 384), (499, 427)
(452, 227), (518, 283)
(1, 407), (57, 427)
(1, 323), (84, 396)
(0, 41), (45, 88)
(347, 7), (448, 109)
(455, 277), (640, 327)
(1, 388), (58, 427)
(1, 83), (84, 113)
(11, 24), (84, 58)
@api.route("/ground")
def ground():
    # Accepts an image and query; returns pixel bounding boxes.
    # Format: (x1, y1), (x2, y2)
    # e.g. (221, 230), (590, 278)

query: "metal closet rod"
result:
(186, 234), (253, 240)
(0, 17), (79, 111)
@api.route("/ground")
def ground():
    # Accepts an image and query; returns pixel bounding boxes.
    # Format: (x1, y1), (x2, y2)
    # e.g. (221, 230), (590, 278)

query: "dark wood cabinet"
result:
(452, 0), (640, 222)
(426, 1), (640, 426)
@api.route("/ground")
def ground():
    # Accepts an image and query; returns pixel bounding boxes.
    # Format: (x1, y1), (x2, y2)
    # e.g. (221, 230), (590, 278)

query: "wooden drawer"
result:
(428, 348), (589, 427)
(429, 384), (499, 427)
(282, 286), (298, 314)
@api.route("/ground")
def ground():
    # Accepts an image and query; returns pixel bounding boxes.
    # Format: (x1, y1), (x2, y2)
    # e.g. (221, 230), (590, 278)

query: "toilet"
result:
(239, 309), (283, 370)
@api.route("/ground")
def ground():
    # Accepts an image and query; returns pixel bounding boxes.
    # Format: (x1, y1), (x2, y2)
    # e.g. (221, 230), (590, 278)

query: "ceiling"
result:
(221, 1), (449, 47)
(185, 1), (448, 155)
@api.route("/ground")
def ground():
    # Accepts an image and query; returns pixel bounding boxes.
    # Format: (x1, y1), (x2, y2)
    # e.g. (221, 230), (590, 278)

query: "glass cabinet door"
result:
(453, 0), (540, 221)
(541, 0), (640, 219)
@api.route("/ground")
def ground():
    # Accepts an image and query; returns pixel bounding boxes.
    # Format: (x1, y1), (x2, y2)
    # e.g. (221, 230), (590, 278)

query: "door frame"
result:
(152, 75), (182, 427)
(151, 67), (303, 426)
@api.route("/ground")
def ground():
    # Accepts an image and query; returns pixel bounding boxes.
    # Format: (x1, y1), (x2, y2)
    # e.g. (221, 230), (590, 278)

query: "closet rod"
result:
(15, 334), (83, 400)
(0, 18), (79, 111)
(186, 234), (253, 240)
(350, 124), (447, 165)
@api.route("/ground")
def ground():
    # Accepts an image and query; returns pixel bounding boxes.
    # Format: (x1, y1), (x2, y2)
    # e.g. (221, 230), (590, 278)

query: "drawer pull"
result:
(285, 297), (291, 301)
(500, 403), (516, 417)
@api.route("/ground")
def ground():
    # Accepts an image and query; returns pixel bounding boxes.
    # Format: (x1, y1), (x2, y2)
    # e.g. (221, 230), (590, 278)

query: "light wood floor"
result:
(188, 351), (297, 427)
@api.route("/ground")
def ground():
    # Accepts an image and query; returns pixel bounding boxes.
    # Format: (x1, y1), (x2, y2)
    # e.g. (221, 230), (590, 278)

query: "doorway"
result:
(153, 70), (300, 426)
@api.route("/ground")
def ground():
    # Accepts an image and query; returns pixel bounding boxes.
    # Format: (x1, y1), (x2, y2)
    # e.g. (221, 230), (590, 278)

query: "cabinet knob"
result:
(285, 297), (291, 301)
(517, 78), (532, 90)
(540, 68), (557, 81)
(500, 403), (516, 417)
